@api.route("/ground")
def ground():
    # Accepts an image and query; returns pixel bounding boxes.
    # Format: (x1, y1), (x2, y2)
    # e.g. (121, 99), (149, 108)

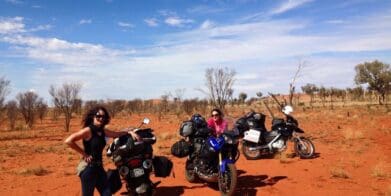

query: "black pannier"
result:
(171, 139), (191, 158)
(152, 156), (173, 178)
(106, 169), (122, 193)
(235, 112), (266, 137)
(107, 132), (154, 164)
(136, 128), (156, 145)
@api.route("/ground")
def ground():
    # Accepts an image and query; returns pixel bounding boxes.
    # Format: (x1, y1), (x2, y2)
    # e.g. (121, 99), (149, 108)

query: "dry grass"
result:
(276, 151), (295, 164)
(0, 131), (39, 141)
(371, 161), (390, 179)
(17, 166), (50, 176)
(342, 128), (364, 140)
(330, 166), (350, 179)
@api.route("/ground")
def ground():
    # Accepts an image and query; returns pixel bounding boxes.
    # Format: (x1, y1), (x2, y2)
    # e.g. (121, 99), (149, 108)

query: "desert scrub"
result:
(371, 161), (390, 179)
(330, 166), (350, 179)
(17, 166), (50, 176)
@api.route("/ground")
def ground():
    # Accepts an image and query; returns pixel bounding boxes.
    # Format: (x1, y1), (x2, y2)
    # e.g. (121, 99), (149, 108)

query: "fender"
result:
(220, 158), (235, 173)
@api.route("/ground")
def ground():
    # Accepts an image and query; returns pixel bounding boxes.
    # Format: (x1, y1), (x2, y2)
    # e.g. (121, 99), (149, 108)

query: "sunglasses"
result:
(211, 113), (220, 117)
(95, 114), (105, 119)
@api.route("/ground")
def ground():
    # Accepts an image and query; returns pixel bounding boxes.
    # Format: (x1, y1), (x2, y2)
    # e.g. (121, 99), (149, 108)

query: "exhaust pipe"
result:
(249, 145), (269, 151)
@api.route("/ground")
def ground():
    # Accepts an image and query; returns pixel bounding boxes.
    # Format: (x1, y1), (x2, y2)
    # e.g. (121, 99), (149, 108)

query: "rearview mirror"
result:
(282, 105), (293, 115)
(143, 118), (150, 125)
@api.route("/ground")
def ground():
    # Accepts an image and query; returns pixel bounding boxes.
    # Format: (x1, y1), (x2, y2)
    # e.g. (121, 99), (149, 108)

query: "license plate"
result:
(133, 168), (144, 177)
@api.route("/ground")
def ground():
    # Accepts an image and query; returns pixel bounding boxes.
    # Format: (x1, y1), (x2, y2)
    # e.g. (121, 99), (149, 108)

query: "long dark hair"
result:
(82, 106), (111, 128)
(211, 108), (224, 117)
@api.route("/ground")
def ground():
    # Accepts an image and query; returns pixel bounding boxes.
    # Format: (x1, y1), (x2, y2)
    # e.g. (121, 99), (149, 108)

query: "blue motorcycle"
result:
(173, 115), (239, 196)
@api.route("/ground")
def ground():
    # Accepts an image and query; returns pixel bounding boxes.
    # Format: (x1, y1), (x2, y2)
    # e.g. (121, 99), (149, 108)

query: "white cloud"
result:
(200, 20), (215, 29)
(325, 19), (345, 24)
(117, 21), (134, 28)
(30, 24), (52, 32)
(79, 19), (92, 25)
(270, 0), (313, 15)
(0, 17), (25, 34)
(144, 18), (158, 27)
(1, 9), (391, 100)
(165, 16), (194, 27)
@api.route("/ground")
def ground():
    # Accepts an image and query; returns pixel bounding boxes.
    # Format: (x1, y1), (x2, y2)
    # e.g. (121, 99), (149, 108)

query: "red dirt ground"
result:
(0, 105), (390, 196)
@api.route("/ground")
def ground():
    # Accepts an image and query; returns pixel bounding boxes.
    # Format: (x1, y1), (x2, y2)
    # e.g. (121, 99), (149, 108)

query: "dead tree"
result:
(16, 91), (42, 129)
(289, 60), (306, 106)
(6, 100), (18, 130)
(200, 67), (236, 111)
(49, 82), (82, 132)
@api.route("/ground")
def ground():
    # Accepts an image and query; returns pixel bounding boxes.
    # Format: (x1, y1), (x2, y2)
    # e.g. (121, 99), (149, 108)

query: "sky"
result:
(1, 0), (391, 102)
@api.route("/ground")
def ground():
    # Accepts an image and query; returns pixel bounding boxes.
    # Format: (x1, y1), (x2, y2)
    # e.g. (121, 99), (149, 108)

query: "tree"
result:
(318, 86), (328, 107)
(49, 82), (82, 132)
(289, 60), (306, 105)
(126, 99), (143, 115)
(106, 99), (126, 118)
(201, 67), (236, 111)
(354, 60), (391, 104)
(301, 83), (318, 107)
(347, 86), (364, 101)
(16, 91), (42, 128)
(36, 100), (48, 123)
(6, 100), (18, 130)
(256, 92), (263, 99)
(238, 92), (247, 104)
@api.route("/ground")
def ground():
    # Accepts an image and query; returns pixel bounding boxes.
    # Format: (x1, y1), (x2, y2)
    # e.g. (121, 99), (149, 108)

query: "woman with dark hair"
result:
(207, 108), (228, 137)
(65, 106), (139, 196)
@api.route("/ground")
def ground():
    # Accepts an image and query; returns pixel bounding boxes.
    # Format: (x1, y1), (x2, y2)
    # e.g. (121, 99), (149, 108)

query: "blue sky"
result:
(1, 0), (391, 102)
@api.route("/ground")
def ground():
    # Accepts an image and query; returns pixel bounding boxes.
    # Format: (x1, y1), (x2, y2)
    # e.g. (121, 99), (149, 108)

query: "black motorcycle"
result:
(240, 105), (315, 160)
(107, 118), (171, 196)
(172, 114), (239, 196)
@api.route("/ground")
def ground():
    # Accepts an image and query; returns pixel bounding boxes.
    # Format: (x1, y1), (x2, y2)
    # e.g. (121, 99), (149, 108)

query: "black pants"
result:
(79, 165), (111, 196)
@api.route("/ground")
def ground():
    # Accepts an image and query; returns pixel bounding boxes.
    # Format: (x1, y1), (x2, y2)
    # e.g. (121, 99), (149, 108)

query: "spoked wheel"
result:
(242, 141), (261, 160)
(218, 163), (237, 196)
(294, 137), (315, 159)
(185, 160), (198, 183)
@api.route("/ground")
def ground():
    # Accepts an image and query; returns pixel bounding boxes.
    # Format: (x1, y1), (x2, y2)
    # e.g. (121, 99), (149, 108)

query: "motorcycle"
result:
(106, 118), (157, 196)
(172, 114), (239, 196)
(241, 100), (315, 160)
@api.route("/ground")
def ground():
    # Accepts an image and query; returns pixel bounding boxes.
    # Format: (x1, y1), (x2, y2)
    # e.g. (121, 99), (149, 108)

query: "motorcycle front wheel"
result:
(185, 160), (198, 183)
(242, 141), (261, 160)
(294, 137), (315, 159)
(218, 163), (237, 196)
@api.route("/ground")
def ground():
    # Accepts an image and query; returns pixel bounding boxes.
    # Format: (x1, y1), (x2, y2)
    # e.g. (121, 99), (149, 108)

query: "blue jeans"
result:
(79, 165), (111, 196)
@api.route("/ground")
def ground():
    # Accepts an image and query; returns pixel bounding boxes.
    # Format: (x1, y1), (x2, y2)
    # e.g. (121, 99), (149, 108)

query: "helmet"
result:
(282, 105), (293, 115)
(191, 114), (207, 129)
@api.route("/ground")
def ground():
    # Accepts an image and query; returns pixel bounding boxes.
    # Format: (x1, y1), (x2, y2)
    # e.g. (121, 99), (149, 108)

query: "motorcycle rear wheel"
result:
(218, 163), (237, 196)
(242, 141), (261, 160)
(294, 137), (315, 159)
